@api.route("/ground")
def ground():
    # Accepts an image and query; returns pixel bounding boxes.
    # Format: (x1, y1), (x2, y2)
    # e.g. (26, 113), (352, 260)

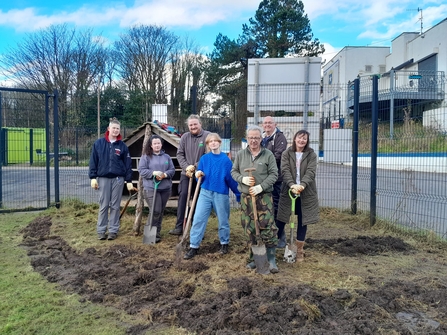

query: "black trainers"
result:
(169, 228), (183, 235)
(219, 244), (229, 254)
(107, 233), (117, 240)
(156, 233), (161, 243)
(98, 233), (106, 240)
(184, 248), (199, 260)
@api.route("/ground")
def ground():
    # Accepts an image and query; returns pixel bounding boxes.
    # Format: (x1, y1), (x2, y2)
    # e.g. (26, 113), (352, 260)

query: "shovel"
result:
(175, 174), (203, 264)
(143, 180), (161, 245)
(182, 176), (193, 232)
(251, 194), (271, 275)
(244, 167), (270, 275)
(120, 189), (138, 220)
(284, 189), (299, 263)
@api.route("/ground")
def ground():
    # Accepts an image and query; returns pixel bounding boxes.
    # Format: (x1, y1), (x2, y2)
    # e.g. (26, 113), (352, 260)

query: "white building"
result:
(322, 46), (390, 122)
(322, 18), (447, 131)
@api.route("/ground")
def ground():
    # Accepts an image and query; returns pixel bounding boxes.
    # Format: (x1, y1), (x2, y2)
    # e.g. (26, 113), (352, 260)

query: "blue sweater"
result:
(198, 152), (240, 200)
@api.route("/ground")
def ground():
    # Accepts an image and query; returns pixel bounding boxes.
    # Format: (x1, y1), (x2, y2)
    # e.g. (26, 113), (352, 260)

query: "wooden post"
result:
(133, 124), (152, 234)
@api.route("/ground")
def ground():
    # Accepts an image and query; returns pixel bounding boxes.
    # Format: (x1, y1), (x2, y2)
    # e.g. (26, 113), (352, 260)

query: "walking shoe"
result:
(184, 248), (199, 260)
(98, 233), (106, 240)
(219, 244), (229, 254)
(156, 233), (161, 243)
(107, 233), (117, 240)
(169, 228), (183, 235)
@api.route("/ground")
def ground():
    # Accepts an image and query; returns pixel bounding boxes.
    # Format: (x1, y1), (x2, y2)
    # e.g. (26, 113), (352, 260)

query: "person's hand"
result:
(127, 183), (135, 191)
(195, 170), (204, 178)
(186, 165), (195, 173)
(249, 185), (263, 196)
(290, 184), (300, 194)
(156, 173), (167, 181)
(242, 176), (255, 186)
(236, 194), (241, 203)
(291, 184), (304, 194)
(91, 179), (98, 190)
(186, 165), (195, 178)
(153, 171), (163, 178)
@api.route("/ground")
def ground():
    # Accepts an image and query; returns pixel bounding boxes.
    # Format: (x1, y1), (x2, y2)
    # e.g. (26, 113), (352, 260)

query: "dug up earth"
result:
(20, 208), (447, 335)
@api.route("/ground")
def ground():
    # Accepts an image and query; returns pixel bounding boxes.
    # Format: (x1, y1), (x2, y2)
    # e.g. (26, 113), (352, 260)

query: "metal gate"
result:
(0, 87), (61, 212)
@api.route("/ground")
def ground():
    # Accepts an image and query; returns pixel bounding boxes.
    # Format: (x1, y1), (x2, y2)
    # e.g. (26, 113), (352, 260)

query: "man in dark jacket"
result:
(261, 116), (288, 247)
(169, 115), (210, 235)
(89, 118), (134, 241)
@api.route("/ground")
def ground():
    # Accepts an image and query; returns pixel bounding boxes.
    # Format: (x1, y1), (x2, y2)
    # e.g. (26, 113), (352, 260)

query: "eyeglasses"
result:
(248, 137), (261, 141)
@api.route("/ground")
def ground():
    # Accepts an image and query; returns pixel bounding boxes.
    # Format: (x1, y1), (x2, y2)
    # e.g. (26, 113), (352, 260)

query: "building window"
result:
(365, 65), (372, 73)
(379, 65), (386, 73)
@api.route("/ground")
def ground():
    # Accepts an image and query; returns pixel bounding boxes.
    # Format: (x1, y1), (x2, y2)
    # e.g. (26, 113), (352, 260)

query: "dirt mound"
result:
(20, 217), (447, 334)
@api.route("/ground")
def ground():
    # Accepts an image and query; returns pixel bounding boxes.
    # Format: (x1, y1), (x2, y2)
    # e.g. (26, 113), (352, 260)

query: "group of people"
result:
(88, 115), (319, 273)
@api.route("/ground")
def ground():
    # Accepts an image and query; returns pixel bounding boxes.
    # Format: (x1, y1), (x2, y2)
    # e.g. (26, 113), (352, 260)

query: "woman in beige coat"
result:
(277, 130), (319, 262)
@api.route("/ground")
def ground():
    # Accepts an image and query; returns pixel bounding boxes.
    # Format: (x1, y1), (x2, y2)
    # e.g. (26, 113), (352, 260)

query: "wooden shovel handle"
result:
(251, 195), (261, 238)
(179, 175), (203, 243)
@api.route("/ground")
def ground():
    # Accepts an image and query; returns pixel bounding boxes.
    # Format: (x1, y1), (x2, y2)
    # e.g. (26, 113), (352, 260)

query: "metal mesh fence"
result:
(1, 75), (446, 240)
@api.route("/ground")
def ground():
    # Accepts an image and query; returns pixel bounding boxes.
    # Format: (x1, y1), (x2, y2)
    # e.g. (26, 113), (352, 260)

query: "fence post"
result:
(370, 76), (379, 226)
(351, 79), (360, 214)
(53, 89), (61, 209)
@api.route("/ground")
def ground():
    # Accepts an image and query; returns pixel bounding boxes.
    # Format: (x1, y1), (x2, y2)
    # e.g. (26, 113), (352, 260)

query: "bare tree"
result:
(0, 24), (107, 127)
(113, 25), (179, 122)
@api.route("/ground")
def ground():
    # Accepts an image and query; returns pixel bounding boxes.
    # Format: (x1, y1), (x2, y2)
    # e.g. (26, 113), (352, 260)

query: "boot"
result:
(246, 250), (256, 269)
(296, 241), (305, 262)
(266, 247), (279, 273)
(184, 247), (199, 260)
(277, 230), (287, 248)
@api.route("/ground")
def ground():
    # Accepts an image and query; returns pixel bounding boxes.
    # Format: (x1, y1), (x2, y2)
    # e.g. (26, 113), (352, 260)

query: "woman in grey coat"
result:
(277, 130), (319, 262)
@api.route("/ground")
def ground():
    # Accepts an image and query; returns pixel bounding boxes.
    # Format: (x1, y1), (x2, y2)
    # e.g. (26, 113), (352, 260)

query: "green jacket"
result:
(231, 146), (278, 195)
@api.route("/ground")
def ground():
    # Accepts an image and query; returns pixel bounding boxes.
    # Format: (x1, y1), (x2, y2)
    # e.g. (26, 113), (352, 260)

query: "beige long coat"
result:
(277, 146), (320, 225)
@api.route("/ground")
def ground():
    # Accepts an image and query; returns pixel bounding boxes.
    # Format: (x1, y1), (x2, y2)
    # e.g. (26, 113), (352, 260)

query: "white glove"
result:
(195, 170), (204, 178)
(153, 171), (163, 177)
(291, 184), (304, 194)
(291, 184), (300, 194)
(91, 179), (98, 190)
(249, 184), (263, 196)
(126, 183), (134, 191)
(242, 176), (255, 186)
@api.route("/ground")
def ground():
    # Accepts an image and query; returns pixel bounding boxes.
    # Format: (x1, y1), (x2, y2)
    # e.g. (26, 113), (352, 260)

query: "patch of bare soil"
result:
(20, 216), (447, 335)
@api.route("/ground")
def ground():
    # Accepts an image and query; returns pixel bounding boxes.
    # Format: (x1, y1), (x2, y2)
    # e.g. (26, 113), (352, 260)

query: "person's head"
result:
(186, 115), (203, 135)
(144, 135), (163, 156)
(262, 116), (276, 136)
(292, 130), (310, 152)
(205, 133), (222, 152)
(246, 125), (263, 152)
(108, 117), (121, 139)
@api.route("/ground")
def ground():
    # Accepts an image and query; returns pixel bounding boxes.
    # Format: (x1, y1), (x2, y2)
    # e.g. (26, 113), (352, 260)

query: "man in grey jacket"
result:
(169, 115), (210, 235)
(261, 116), (288, 247)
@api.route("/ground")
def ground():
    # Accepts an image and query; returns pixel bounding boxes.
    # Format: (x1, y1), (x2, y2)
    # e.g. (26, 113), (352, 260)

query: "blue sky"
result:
(0, 0), (447, 64)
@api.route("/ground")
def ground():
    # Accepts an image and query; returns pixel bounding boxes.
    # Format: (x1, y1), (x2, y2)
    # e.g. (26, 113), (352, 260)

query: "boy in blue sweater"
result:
(184, 133), (240, 259)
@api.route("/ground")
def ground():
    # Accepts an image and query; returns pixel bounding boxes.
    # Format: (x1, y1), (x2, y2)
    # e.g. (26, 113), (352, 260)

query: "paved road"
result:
(1, 163), (446, 238)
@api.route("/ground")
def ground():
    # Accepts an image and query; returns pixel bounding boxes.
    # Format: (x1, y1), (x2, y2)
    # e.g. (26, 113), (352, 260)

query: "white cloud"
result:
(0, 1), (261, 32)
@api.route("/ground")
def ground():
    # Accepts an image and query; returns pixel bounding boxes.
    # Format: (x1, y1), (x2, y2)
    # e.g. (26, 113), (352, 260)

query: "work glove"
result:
(249, 185), (263, 197)
(185, 165), (195, 178)
(242, 176), (255, 186)
(195, 170), (204, 178)
(127, 183), (135, 191)
(90, 179), (98, 190)
(153, 171), (163, 178)
(186, 165), (195, 173)
(291, 184), (304, 194)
